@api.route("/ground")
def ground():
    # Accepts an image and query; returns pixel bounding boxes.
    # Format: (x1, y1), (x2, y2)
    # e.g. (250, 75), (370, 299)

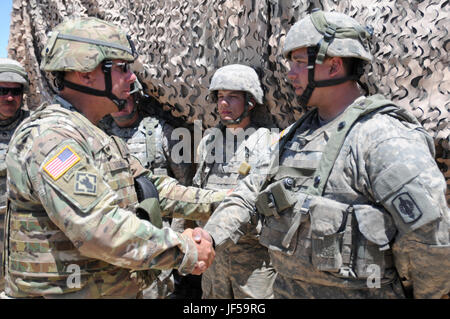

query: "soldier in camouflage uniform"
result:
(0, 58), (29, 292)
(1, 17), (222, 299)
(202, 11), (449, 298)
(99, 80), (196, 299)
(194, 64), (278, 299)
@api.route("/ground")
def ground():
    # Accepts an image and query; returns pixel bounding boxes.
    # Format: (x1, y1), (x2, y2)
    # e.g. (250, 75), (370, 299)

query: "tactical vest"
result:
(193, 125), (271, 191)
(0, 109), (29, 213)
(256, 95), (421, 288)
(194, 125), (274, 243)
(3, 104), (140, 297)
(104, 116), (168, 175)
(0, 109), (29, 290)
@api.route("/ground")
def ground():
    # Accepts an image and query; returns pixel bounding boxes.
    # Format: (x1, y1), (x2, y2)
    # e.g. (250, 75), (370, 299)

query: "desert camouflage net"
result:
(7, 0), (449, 204)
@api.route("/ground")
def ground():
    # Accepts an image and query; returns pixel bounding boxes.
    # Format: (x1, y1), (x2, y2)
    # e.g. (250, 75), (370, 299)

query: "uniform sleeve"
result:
(204, 138), (276, 246)
(358, 117), (450, 298)
(149, 172), (225, 222)
(26, 131), (198, 274)
(160, 122), (195, 186)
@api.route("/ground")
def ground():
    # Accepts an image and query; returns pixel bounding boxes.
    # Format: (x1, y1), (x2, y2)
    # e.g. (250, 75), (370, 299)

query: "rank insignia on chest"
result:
(74, 172), (97, 196)
(43, 146), (81, 180)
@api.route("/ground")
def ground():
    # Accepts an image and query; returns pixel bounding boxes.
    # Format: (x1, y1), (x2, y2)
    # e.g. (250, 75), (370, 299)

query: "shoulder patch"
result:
(43, 146), (81, 180)
(392, 192), (423, 223)
(74, 171), (98, 196)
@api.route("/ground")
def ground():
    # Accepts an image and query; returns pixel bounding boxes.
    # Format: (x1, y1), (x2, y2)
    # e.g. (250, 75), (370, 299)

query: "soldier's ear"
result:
(73, 69), (98, 86)
(327, 57), (344, 77)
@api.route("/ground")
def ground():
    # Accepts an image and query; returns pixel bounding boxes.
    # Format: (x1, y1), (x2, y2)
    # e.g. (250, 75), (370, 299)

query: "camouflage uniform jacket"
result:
(3, 97), (223, 298)
(99, 112), (194, 186)
(205, 95), (449, 298)
(0, 109), (29, 290)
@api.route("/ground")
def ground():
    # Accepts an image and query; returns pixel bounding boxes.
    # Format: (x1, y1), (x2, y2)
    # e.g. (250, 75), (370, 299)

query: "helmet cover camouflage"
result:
(283, 10), (372, 63)
(209, 64), (263, 104)
(0, 58), (29, 89)
(41, 17), (136, 72)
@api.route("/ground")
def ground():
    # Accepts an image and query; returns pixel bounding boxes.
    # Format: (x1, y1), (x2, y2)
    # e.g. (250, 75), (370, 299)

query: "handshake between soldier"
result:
(183, 228), (216, 275)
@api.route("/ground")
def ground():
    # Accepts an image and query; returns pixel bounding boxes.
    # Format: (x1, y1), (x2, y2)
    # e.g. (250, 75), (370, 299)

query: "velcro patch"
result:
(43, 146), (81, 180)
(392, 192), (423, 224)
(74, 171), (98, 196)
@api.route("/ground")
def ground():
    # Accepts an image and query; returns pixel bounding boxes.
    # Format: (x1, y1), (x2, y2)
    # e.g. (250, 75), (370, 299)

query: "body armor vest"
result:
(194, 124), (273, 243)
(103, 115), (168, 175)
(257, 95), (421, 288)
(0, 109), (28, 290)
(4, 104), (140, 297)
(194, 124), (268, 191)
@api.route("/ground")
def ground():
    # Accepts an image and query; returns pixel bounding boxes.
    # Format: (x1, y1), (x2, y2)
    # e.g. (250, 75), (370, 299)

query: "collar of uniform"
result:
(0, 108), (25, 129)
(54, 95), (78, 113)
(316, 95), (366, 127)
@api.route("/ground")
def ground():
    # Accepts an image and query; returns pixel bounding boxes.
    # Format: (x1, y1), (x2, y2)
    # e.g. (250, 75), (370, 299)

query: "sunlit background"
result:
(0, 0), (13, 58)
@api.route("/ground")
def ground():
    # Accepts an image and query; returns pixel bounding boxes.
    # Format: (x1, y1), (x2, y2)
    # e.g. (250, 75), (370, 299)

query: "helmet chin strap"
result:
(61, 60), (127, 111)
(218, 94), (252, 126)
(111, 103), (138, 122)
(298, 47), (363, 107)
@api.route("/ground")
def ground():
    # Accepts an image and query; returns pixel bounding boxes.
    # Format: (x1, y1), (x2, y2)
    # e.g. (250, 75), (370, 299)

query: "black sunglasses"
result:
(0, 87), (23, 96)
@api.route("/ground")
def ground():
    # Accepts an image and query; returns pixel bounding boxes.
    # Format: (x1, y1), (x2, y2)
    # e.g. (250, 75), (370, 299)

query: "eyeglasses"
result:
(0, 87), (23, 96)
(107, 61), (131, 74)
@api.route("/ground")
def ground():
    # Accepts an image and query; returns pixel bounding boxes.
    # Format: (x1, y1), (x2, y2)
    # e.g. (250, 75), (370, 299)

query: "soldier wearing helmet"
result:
(192, 64), (278, 299)
(2, 17), (223, 299)
(201, 10), (449, 298)
(0, 58), (29, 293)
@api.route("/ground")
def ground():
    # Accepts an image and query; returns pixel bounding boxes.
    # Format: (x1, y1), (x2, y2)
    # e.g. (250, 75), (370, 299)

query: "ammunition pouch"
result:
(257, 179), (396, 280)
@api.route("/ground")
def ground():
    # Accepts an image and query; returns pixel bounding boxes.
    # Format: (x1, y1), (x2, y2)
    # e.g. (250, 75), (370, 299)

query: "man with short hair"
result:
(0, 58), (29, 292)
(201, 11), (449, 298)
(2, 17), (221, 299)
(194, 64), (277, 299)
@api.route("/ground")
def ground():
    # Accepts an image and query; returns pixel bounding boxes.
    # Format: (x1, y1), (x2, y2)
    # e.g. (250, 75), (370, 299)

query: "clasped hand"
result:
(182, 227), (215, 275)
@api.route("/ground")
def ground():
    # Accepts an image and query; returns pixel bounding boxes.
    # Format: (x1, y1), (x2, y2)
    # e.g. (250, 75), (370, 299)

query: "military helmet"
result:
(0, 58), (29, 89)
(41, 17), (136, 72)
(209, 64), (263, 105)
(283, 10), (372, 64)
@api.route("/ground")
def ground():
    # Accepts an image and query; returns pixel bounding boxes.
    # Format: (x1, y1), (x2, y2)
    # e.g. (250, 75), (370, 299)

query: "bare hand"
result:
(183, 228), (215, 275)
(192, 227), (213, 244)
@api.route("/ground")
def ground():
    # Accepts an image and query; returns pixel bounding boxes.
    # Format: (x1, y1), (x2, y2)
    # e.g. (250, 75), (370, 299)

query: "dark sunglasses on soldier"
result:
(0, 87), (23, 96)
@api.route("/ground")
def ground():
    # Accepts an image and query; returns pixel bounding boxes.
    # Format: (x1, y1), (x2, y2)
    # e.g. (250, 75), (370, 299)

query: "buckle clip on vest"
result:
(256, 179), (296, 219)
(282, 195), (312, 249)
(255, 191), (280, 219)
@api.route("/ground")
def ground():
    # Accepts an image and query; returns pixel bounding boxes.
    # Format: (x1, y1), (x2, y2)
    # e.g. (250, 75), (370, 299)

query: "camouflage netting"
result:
(7, 0), (449, 204)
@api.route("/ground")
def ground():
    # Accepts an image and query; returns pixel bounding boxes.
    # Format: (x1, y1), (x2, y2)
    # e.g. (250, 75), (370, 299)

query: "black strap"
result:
(61, 61), (127, 111)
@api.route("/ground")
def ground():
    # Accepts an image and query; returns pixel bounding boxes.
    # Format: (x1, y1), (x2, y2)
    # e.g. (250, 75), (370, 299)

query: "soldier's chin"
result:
(111, 101), (134, 117)
(220, 115), (234, 122)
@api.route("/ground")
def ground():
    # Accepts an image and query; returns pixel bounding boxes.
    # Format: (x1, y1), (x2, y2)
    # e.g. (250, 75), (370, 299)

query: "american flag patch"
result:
(43, 146), (81, 180)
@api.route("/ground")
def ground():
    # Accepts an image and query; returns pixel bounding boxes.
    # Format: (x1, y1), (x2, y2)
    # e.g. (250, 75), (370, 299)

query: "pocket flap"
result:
(354, 204), (397, 246)
(310, 197), (348, 236)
